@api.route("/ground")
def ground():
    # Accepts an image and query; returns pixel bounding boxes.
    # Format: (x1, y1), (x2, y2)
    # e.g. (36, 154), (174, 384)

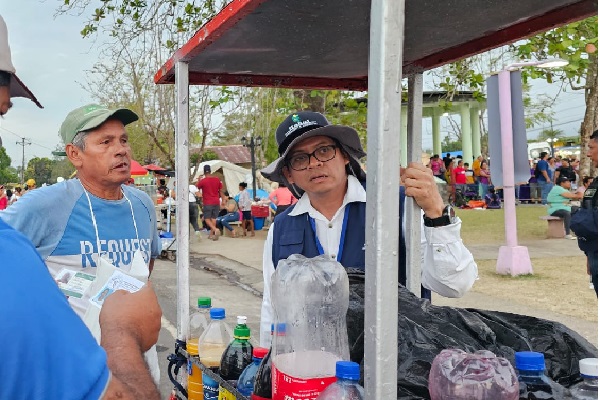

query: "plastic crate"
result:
(251, 205), (270, 217)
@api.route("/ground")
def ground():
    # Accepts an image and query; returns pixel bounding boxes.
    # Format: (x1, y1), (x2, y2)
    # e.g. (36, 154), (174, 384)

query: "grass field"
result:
(456, 205), (548, 245)
(452, 205), (597, 324)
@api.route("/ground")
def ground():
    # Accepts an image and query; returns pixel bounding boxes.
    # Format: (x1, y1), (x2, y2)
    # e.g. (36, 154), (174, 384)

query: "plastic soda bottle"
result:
(218, 316), (254, 399)
(271, 255), (350, 400)
(253, 323), (286, 400)
(198, 308), (232, 400)
(237, 347), (269, 397)
(188, 297), (212, 400)
(220, 316), (254, 380)
(515, 351), (555, 400)
(315, 361), (364, 400)
(570, 358), (598, 399)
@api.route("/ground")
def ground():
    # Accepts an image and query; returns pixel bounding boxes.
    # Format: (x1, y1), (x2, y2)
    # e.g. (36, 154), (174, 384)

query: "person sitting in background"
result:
(268, 182), (298, 216)
(429, 154), (445, 180)
(216, 191), (240, 238)
(547, 176), (583, 240)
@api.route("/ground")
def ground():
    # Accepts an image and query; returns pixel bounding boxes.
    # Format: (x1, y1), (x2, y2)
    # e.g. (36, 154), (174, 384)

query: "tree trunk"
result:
(578, 51), (598, 180)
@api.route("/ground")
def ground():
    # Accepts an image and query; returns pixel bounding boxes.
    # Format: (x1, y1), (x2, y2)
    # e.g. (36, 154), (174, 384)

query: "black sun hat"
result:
(260, 111), (365, 185)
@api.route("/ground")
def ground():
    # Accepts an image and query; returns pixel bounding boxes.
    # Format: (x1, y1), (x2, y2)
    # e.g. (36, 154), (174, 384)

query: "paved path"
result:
(184, 228), (597, 345)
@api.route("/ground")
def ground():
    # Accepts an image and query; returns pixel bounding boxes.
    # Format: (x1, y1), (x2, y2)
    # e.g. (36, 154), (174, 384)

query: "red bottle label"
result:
(272, 365), (336, 400)
(251, 395), (271, 400)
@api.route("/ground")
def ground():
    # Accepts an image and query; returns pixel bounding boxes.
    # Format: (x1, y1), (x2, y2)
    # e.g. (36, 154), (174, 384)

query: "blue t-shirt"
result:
(537, 159), (550, 182)
(0, 218), (109, 399)
(0, 180), (160, 316)
(547, 185), (571, 214)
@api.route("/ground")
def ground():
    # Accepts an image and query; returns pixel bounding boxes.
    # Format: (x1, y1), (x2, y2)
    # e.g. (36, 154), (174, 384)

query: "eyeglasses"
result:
(286, 144), (337, 171)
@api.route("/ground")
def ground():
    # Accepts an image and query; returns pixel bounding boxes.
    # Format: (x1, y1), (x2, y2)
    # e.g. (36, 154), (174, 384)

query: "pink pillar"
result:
(496, 70), (533, 276)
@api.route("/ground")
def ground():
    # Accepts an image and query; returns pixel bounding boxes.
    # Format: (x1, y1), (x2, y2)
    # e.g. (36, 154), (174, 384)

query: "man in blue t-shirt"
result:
(0, 15), (161, 398)
(536, 151), (554, 204)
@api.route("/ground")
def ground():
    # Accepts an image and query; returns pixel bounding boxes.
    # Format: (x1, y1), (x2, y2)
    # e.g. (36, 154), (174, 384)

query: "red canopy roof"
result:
(130, 160), (149, 176)
(155, 0), (596, 90)
(142, 164), (164, 172)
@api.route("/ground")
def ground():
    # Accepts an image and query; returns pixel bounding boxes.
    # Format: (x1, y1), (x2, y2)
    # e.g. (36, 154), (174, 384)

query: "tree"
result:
(0, 147), (18, 184)
(26, 157), (55, 185)
(514, 16), (598, 178)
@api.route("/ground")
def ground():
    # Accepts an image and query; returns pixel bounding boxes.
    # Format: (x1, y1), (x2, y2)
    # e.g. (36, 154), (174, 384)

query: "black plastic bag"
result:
(345, 271), (597, 399)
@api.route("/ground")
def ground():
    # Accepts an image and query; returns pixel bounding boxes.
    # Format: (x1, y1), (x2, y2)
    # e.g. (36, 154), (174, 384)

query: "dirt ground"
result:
(471, 256), (597, 323)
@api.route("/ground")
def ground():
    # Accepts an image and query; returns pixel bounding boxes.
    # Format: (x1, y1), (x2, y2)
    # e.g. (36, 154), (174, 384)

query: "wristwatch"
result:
(423, 205), (456, 227)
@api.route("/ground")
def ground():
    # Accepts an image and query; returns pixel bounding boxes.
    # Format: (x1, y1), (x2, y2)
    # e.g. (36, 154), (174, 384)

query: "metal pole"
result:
(496, 69), (533, 275)
(364, 0), (404, 398)
(406, 73), (424, 296)
(175, 61), (191, 341)
(250, 138), (257, 200)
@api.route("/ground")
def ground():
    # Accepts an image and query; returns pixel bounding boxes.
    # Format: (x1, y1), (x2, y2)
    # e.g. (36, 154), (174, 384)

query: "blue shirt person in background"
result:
(537, 151), (554, 204)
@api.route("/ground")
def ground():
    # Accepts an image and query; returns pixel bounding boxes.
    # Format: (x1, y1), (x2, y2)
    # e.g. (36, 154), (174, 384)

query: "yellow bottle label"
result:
(218, 385), (236, 400)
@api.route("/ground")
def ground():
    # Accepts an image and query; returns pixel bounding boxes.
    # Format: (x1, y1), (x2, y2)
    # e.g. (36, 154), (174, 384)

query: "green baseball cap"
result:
(58, 103), (139, 150)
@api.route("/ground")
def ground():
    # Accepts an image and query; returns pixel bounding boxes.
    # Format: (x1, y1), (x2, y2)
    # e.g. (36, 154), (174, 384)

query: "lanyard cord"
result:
(81, 182), (139, 258)
(309, 206), (350, 263)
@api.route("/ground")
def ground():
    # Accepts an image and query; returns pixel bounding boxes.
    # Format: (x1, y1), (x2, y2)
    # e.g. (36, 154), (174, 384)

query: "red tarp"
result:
(130, 160), (149, 176)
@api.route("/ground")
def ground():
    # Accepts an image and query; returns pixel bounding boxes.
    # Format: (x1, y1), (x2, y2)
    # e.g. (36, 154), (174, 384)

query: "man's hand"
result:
(401, 162), (445, 218)
(100, 283), (162, 352)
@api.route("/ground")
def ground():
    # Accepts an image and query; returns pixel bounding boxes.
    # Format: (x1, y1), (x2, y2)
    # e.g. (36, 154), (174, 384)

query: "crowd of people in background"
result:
(0, 179), (37, 210)
(427, 151), (587, 208)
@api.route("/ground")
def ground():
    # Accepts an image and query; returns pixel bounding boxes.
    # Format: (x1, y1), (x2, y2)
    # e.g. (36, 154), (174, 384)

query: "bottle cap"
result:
(237, 316), (247, 325)
(253, 347), (269, 359)
(275, 323), (287, 335)
(515, 351), (545, 371)
(335, 361), (360, 380)
(234, 323), (251, 339)
(197, 297), (211, 308)
(579, 358), (598, 378)
(210, 307), (225, 320)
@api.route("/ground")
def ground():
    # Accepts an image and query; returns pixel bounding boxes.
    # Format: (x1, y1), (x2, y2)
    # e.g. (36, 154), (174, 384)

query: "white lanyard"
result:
(81, 181), (139, 259)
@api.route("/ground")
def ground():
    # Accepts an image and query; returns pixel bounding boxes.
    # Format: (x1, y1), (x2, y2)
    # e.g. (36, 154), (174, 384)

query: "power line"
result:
(0, 126), (56, 151)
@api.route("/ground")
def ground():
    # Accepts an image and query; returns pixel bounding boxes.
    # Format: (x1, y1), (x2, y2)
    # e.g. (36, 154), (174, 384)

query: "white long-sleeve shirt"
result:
(259, 175), (478, 347)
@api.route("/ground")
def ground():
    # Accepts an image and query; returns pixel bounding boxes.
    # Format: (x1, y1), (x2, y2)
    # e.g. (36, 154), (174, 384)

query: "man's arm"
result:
(401, 163), (478, 297)
(100, 284), (162, 400)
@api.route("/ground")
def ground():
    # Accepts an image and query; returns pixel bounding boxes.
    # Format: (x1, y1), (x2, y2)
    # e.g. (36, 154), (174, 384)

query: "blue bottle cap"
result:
(210, 307), (225, 320)
(336, 361), (360, 380)
(275, 323), (287, 334)
(515, 351), (545, 371)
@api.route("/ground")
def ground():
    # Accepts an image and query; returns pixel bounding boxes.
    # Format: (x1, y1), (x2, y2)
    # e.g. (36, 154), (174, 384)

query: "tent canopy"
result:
(194, 159), (271, 196)
(130, 160), (149, 176)
(155, 0), (596, 90)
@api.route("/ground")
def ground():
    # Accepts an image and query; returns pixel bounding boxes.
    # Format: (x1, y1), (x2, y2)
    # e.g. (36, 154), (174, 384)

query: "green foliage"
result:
(201, 150), (218, 162)
(0, 147), (18, 184)
(513, 16), (598, 87)
(441, 136), (462, 152)
(26, 157), (55, 186)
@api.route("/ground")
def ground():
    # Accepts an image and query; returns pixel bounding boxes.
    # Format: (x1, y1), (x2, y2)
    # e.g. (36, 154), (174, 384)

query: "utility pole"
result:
(16, 137), (31, 184)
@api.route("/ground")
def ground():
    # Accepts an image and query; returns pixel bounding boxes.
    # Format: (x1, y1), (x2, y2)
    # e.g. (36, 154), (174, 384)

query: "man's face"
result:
(0, 86), (11, 116)
(67, 119), (132, 188)
(283, 135), (349, 198)
(588, 138), (598, 168)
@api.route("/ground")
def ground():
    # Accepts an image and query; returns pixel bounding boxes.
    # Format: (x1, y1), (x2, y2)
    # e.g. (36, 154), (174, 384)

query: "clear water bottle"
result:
(271, 255), (350, 400)
(514, 351), (554, 400)
(315, 361), (364, 400)
(570, 358), (598, 399)
(198, 308), (232, 400)
(428, 349), (519, 400)
(187, 297), (211, 400)
(237, 347), (269, 397)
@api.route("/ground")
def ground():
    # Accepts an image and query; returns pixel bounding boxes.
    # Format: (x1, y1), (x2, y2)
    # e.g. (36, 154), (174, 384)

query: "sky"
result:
(0, 0), (588, 168)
